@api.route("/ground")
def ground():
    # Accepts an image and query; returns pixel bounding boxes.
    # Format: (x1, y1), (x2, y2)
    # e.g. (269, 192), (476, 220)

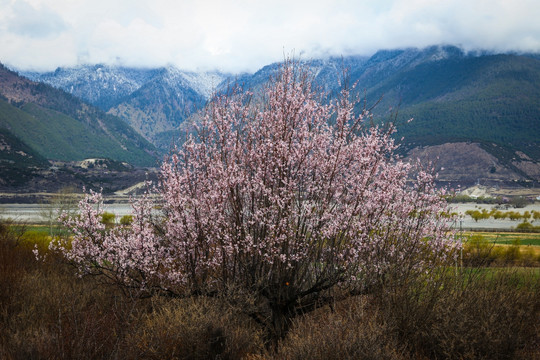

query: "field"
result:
(466, 231), (540, 246)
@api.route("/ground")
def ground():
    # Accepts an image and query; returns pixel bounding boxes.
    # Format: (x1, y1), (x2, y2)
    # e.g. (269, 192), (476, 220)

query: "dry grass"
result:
(122, 297), (264, 360)
(1, 220), (539, 359)
(276, 297), (407, 360)
(1, 220), (264, 360)
(275, 267), (540, 360)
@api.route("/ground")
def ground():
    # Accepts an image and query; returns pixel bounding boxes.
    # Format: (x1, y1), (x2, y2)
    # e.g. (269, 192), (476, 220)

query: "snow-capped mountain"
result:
(0, 64), (158, 168)
(228, 46), (468, 100)
(22, 65), (159, 110)
(16, 45), (500, 146)
(22, 64), (233, 144)
(23, 64), (231, 108)
(173, 68), (229, 99)
(106, 67), (207, 142)
(16, 46), (487, 147)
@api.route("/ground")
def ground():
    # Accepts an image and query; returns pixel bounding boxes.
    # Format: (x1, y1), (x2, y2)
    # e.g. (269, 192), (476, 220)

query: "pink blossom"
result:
(55, 60), (458, 300)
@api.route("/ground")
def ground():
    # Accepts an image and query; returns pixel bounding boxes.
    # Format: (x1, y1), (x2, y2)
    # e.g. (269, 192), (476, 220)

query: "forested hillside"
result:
(0, 64), (158, 166)
(364, 53), (540, 159)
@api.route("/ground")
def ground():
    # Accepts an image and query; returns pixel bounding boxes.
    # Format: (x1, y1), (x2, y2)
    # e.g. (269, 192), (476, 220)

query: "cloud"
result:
(1, 0), (540, 72)
(6, 0), (68, 39)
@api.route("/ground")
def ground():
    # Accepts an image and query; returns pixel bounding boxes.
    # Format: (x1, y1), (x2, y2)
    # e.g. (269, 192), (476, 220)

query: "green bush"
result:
(515, 221), (540, 233)
(119, 215), (133, 226)
(465, 209), (540, 224)
(517, 221), (534, 230)
(508, 211), (522, 221)
(446, 194), (503, 204)
(503, 239), (522, 263)
(463, 234), (494, 266)
(101, 212), (116, 225)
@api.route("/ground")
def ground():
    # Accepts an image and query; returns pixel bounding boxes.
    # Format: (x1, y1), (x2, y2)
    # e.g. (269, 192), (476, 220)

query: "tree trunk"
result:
(267, 303), (294, 350)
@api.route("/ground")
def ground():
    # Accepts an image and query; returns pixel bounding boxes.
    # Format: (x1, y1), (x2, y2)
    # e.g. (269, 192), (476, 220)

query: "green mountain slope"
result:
(362, 54), (540, 159)
(0, 126), (49, 186)
(0, 100), (149, 162)
(0, 64), (158, 166)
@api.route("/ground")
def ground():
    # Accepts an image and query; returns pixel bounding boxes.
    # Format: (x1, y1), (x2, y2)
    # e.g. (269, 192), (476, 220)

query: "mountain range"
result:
(0, 63), (159, 189)
(24, 65), (229, 144)
(1, 45), (540, 191)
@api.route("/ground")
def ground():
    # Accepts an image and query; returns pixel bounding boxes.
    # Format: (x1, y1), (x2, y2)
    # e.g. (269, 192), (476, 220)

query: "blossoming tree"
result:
(55, 61), (457, 341)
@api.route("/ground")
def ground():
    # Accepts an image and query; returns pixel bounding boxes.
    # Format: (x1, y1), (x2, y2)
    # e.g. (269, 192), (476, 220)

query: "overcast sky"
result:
(1, 0), (540, 73)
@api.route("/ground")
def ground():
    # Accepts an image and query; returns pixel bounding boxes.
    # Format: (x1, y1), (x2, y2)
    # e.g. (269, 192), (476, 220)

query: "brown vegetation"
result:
(1, 220), (539, 359)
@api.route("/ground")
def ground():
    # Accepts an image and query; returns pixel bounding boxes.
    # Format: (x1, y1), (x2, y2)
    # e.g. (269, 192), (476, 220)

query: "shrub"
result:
(508, 211), (522, 221)
(0, 224), (141, 359)
(463, 234), (494, 266)
(0, 220), (35, 324)
(277, 297), (405, 360)
(52, 61), (458, 344)
(375, 267), (540, 360)
(100, 211), (116, 225)
(3, 266), (123, 359)
(503, 239), (522, 263)
(516, 221), (534, 230)
(2, 216), (539, 359)
(510, 196), (529, 208)
(123, 297), (264, 360)
(119, 214), (133, 226)
(279, 267), (540, 360)
(515, 221), (540, 232)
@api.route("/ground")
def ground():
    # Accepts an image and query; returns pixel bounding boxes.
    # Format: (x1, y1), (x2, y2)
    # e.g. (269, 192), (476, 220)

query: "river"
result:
(1, 202), (539, 230)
